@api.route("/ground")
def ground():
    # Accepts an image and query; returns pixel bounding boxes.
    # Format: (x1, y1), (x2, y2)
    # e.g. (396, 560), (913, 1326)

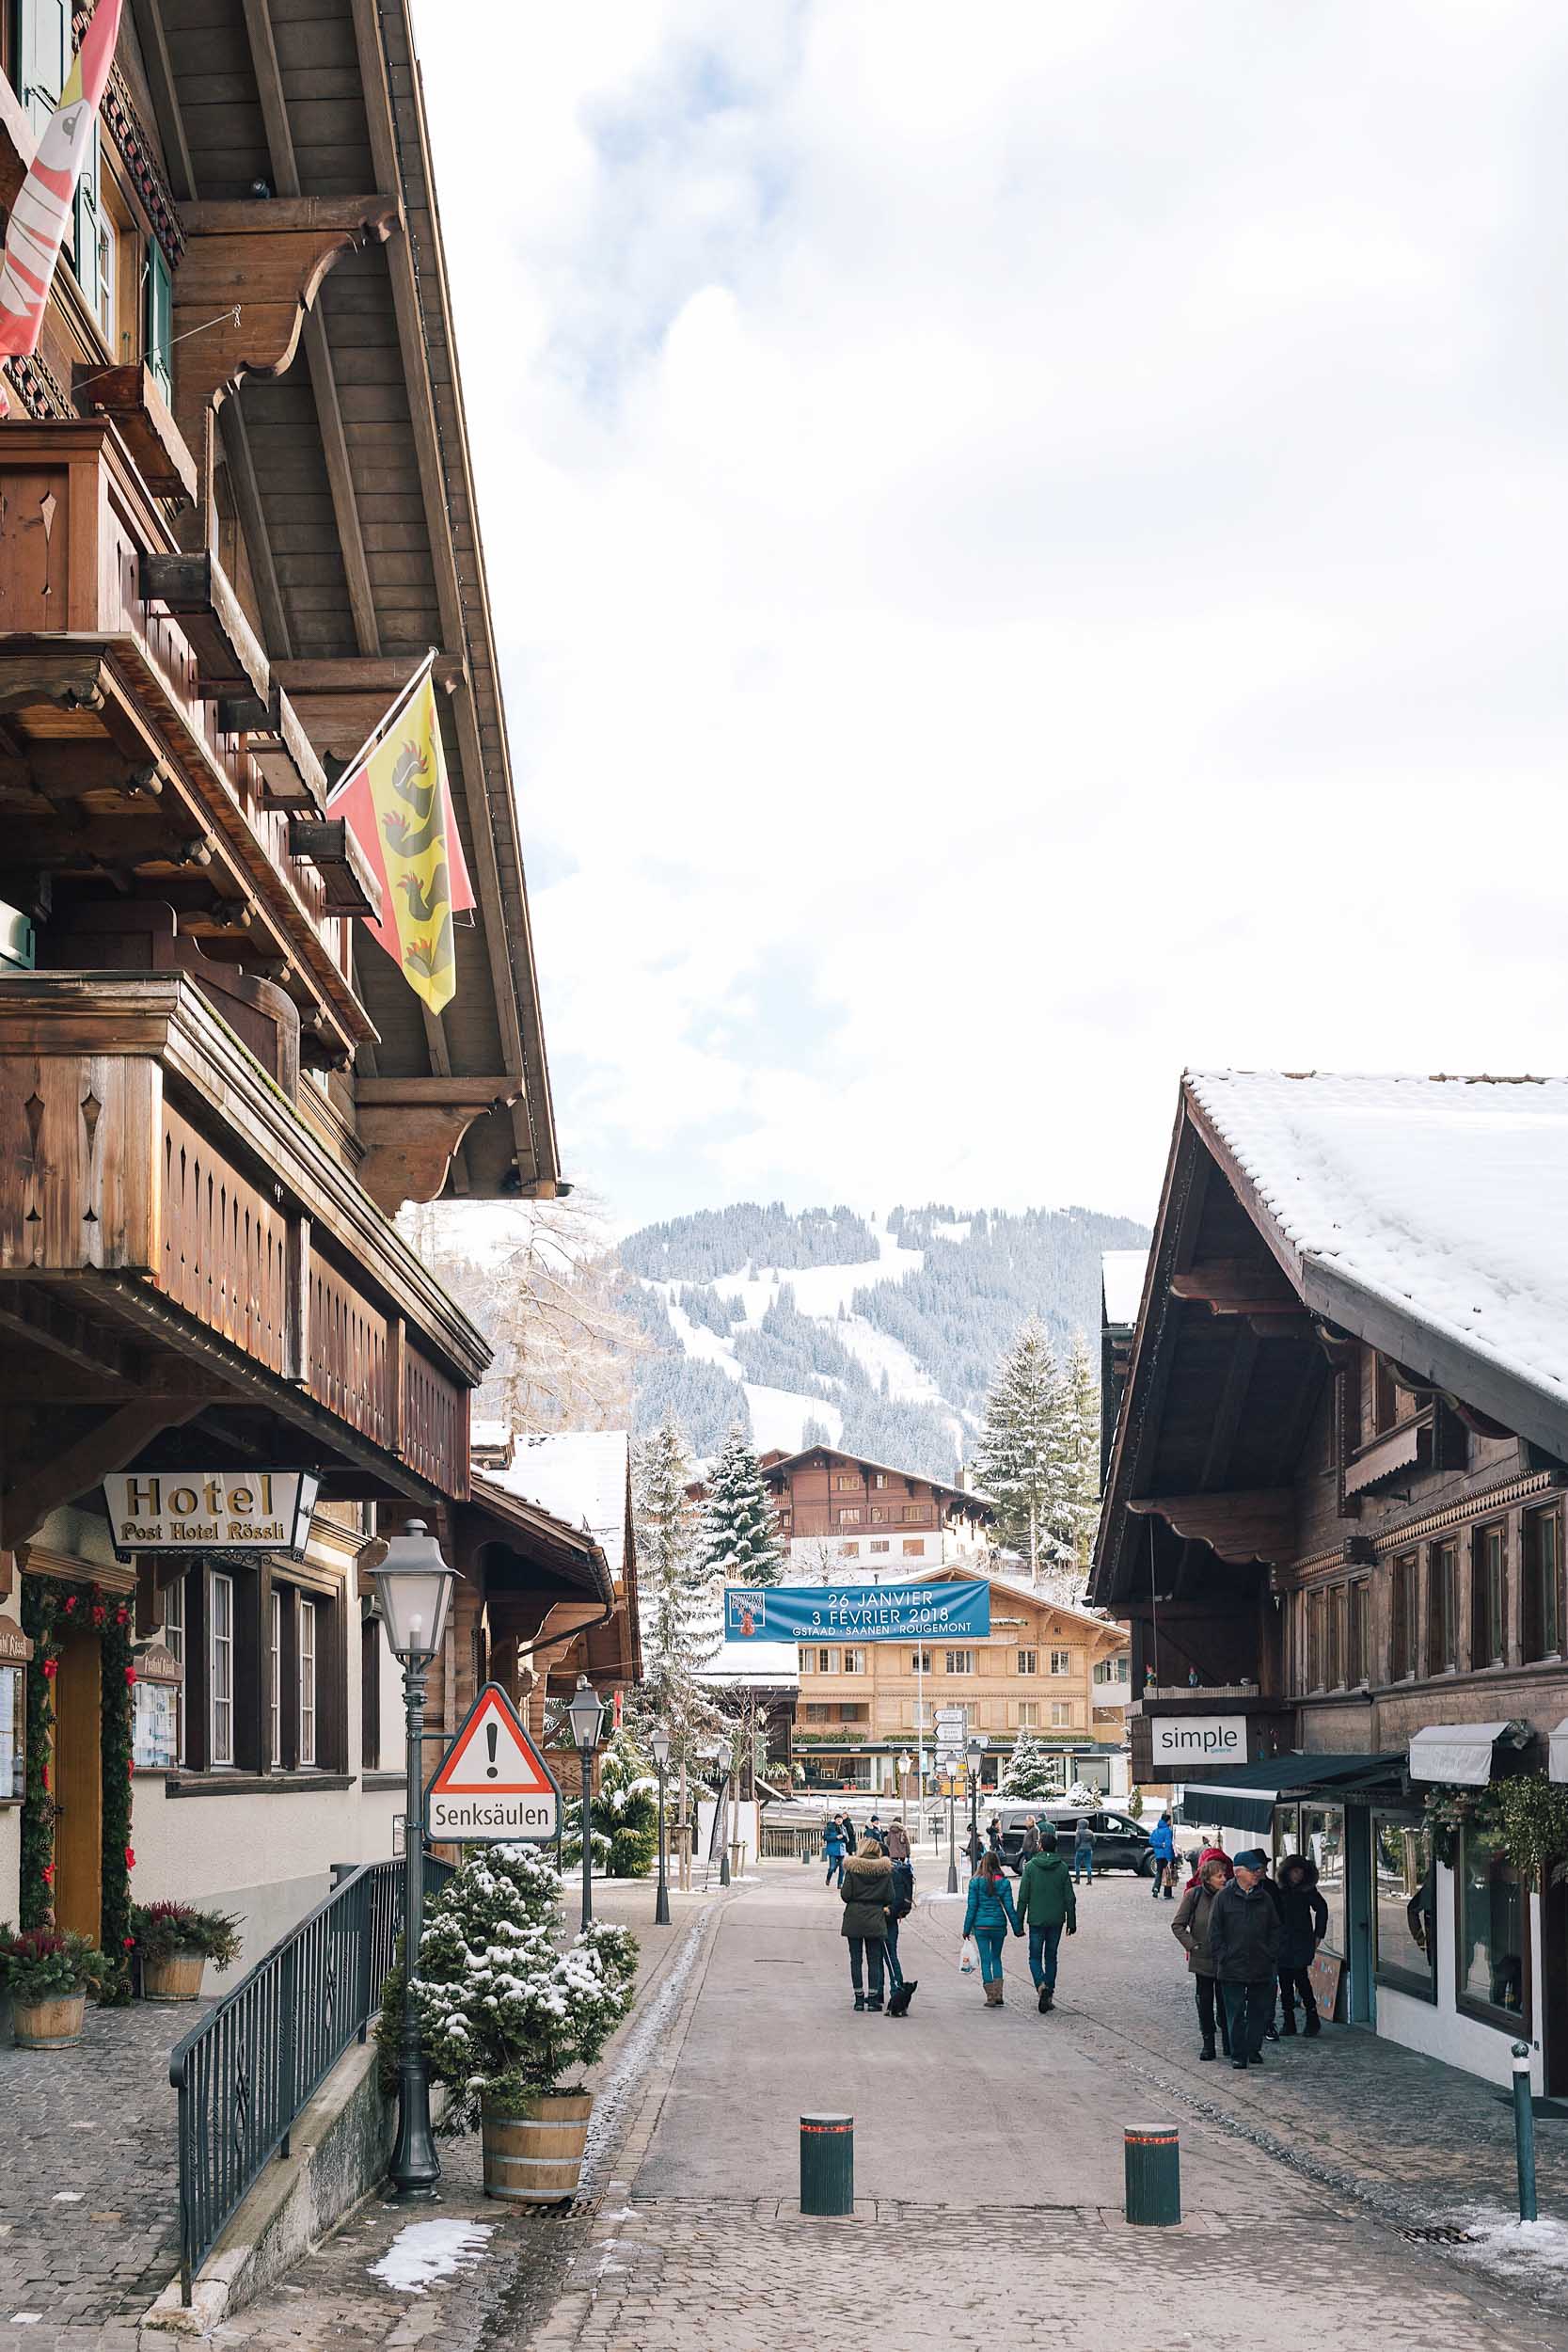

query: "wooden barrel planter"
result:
(481, 2091), (594, 2204)
(13, 1992), (87, 2049)
(141, 1951), (207, 2003)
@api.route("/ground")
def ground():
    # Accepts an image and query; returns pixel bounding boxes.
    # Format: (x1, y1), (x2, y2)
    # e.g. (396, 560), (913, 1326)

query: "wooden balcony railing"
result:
(0, 421), (364, 1066)
(0, 975), (484, 1499)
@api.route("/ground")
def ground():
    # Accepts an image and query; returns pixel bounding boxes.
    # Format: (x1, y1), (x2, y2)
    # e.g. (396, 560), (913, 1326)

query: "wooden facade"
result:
(0, 1), (634, 1965)
(756, 1444), (995, 1572)
(1092, 1073), (1568, 2092)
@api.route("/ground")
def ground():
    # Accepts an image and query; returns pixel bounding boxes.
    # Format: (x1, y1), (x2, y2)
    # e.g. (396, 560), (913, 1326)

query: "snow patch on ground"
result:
(742, 1383), (844, 1453)
(836, 1311), (943, 1404)
(657, 1287), (744, 1375)
(1449, 2206), (1568, 2280)
(930, 1219), (972, 1243)
(371, 2218), (497, 2295)
(709, 1219), (924, 1324)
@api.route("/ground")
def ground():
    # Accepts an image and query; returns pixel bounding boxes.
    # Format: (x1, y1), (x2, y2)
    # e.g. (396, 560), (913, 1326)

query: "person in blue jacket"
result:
(823, 1815), (847, 1888)
(1149, 1812), (1177, 1900)
(961, 1850), (1022, 2005)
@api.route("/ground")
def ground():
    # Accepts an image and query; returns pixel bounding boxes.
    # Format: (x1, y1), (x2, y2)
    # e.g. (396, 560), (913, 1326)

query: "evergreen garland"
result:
(18, 1578), (136, 2002)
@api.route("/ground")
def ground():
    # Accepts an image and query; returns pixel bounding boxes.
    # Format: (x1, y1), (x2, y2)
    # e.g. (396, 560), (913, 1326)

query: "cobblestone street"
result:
(187, 1865), (1568, 2352)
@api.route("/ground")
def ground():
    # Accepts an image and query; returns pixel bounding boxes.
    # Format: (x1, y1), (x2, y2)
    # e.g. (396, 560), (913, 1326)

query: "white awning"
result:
(1408, 1722), (1514, 1787)
(1549, 1721), (1568, 1785)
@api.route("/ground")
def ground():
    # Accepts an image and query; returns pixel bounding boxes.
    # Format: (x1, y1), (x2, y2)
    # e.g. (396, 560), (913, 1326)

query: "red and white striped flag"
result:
(0, 0), (123, 416)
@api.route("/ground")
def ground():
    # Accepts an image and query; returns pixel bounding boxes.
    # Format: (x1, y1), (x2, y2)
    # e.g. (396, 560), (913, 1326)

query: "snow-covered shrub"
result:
(411, 1843), (638, 2129)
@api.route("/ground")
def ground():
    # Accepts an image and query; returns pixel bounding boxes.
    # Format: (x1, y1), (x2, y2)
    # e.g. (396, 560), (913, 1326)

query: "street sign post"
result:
(425, 1682), (561, 1844)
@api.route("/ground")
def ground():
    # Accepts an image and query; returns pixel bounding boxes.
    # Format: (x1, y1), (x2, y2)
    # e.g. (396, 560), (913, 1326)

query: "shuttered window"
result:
(147, 241), (172, 400)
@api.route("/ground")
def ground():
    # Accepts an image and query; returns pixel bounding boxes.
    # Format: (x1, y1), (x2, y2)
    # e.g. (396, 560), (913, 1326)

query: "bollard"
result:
(1512, 2042), (1538, 2223)
(1124, 2124), (1181, 2226)
(800, 2113), (854, 2217)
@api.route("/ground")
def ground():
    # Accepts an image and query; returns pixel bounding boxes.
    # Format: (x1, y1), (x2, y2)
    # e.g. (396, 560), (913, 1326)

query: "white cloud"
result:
(415, 0), (1568, 1227)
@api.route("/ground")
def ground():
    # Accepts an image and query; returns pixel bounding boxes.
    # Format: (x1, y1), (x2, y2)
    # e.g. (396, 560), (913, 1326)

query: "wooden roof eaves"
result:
(1188, 1083), (1568, 1466)
(348, 0), (559, 1193)
(764, 1445), (997, 1517)
(1086, 1092), (1212, 1610)
(467, 1473), (615, 1606)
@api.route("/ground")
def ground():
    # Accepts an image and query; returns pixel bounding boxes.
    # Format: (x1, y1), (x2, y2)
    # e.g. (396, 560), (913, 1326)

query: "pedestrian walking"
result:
(1072, 1815), (1095, 1885)
(884, 1848), (917, 2015)
(1184, 1842), (1232, 1889)
(1275, 1855), (1328, 2038)
(1171, 1854), (1232, 2059)
(887, 1819), (911, 1865)
(840, 1836), (895, 2011)
(963, 1820), (984, 1870)
(1020, 1815), (1040, 1860)
(1207, 1848), (1283, 2070)
(1016, 1827), (1076, 2012)
(961, 1850), (1022, 2007)
(987, 1815), (1004, 1857)
(823, 1814), (847, 1887)
(866, 1812), (890, 1854)
(1149, 1811), (1177, 1899)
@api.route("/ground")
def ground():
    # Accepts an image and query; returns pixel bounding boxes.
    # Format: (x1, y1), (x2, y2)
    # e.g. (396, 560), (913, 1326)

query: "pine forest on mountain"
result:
(403, 1195), (1148, 1492)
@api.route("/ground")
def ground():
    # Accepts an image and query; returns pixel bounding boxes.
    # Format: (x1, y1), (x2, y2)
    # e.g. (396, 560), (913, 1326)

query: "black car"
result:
(996, 1805), (1155, 1875)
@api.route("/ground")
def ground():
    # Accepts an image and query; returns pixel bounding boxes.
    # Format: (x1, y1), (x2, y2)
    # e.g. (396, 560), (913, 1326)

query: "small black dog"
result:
(886, 1979), (917, 2017)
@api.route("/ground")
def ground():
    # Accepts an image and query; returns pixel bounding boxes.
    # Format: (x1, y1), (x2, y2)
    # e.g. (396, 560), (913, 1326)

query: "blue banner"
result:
(724, 1581), (990, 1643)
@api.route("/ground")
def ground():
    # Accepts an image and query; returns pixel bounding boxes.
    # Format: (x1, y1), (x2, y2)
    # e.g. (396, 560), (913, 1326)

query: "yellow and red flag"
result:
(326, 660), (474, 1013)
(0, 0), (124, 413)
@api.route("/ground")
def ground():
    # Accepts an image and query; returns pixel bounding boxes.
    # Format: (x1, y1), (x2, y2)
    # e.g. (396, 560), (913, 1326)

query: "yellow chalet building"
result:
(794, 1560), (1132, 1799)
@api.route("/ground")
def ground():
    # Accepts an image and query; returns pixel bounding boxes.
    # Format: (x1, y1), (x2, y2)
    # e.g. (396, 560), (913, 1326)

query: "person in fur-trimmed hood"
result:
(840, 1838), (895, 2011)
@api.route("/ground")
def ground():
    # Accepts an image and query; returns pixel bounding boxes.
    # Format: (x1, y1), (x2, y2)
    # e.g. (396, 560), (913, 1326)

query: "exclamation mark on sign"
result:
(486, 1724), (499, 1779)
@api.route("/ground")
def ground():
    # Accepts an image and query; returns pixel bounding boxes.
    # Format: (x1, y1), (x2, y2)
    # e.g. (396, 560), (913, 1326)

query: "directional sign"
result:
(425, 1682), (561, 1844)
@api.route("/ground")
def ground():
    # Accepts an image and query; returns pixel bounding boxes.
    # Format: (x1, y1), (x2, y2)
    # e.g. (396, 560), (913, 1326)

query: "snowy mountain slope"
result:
(626, 1200), (1150, 1476)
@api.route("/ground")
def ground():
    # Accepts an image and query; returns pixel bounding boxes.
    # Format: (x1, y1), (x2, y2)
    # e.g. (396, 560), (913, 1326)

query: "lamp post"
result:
(650, 1726), (672, 1927)
(719, 1736), (737, 1886)
(372, 1519), (459, 2202)
(897, 1750), (912, 1835)
(968, 1736), (983, 1861)
(566, 1677), (604, 1931)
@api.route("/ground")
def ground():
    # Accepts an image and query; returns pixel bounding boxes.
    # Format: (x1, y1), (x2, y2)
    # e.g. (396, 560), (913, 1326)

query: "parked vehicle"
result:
(997, 1804), (1154, 1876)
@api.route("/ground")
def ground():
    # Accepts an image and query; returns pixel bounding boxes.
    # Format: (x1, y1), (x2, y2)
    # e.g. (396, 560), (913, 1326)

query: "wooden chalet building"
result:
(0, 0), (636, 1966)
(1092, 1071), (1568, 2093)
(758, 1442), (996, 1573)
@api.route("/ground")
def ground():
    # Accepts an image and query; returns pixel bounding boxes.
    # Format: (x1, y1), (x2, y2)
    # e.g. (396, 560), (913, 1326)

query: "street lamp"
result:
(650, 1726), (672, 1927)
(719, 1734), (740, 1886)
(897, 1750), (912, 1835)
(968, 1735), (983, 1861)
(372, 1518), (459, 2202)
(566, 1677), (604, 1931)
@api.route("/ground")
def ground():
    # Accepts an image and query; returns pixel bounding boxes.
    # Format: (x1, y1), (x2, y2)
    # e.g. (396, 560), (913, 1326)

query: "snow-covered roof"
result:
(1188, 1072), (1568, 1427)
(488, 1432), (631, 1580)
(470, 1419), (514, 1455)
(762, 1443), (995, 1512)
(1101, 1249), (1148, 1329)
(695, 1639), (800, 1688)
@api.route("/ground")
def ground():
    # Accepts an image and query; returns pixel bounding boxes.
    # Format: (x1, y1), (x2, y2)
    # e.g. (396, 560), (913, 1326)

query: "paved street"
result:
(193, 1862), (1568, 2352)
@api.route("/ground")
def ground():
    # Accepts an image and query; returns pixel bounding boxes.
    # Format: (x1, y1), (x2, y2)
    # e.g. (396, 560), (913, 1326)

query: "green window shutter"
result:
(71, 120), (100, 316)
(16, 0), (68, 136)
(147, 240), (172, 399)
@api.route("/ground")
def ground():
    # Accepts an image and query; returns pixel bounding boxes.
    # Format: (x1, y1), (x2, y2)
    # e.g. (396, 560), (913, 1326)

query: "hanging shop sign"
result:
(425, 1683), (562, 1844)
(0, 1613), (28, 1802)
(1148, 1714), (1246, 1769)
(103, 1470), (320, 1559)
(0, 1613), (33, 1665)
(725, 1581), (991, 1644)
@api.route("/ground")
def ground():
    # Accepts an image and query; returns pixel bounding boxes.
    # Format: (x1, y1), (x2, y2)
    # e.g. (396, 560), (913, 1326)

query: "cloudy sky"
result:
(414, 2), (1568, 1232)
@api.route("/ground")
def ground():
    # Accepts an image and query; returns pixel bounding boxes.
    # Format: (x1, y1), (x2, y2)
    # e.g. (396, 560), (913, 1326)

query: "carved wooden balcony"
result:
(0, 420), (367, 1068)
(0, 975), (484, 1507)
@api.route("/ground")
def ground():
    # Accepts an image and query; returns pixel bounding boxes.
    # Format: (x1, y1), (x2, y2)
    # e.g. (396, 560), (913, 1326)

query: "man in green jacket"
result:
(1016, 1829), (1078, 2012)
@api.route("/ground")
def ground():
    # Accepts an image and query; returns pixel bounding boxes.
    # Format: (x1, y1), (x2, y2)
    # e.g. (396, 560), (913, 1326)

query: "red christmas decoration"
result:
(63, 1595), (76, 1613)
(123, 1936), (135, 1950)
(41, 1863), (54, 1884)
(41, 1658), (57, 1680)
(124, 1846), (136, 1869)
(91, 1606), (105, 1627)
(124, 1665), (137, 1687)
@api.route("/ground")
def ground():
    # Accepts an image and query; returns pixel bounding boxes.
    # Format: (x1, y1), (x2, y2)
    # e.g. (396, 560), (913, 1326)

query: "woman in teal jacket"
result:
(961, 1851), (1022, 2005)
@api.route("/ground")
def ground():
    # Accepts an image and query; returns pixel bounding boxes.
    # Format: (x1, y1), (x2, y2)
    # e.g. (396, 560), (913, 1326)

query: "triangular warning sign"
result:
(431, 1684), (554, 1798)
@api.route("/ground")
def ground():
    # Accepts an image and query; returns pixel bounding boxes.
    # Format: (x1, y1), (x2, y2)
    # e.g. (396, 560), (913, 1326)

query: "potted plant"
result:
(130, 1901), (243, 2001)
(411, 1842), (638, 2204)
(0, 1928), (106, 2047)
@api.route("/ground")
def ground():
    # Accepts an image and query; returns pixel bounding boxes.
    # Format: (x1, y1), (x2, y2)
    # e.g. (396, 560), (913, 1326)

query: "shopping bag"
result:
(958, 1935), (977, 1975)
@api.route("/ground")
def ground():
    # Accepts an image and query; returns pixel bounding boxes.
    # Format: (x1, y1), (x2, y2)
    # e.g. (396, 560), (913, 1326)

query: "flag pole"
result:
(325, 646), (439, 803)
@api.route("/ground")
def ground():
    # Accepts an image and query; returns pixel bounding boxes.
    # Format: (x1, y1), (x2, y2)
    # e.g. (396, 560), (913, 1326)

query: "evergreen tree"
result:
(590, 1728), (659, 1877)
(996, 1730), (1063, 1802)
(1058, 1330), (1101, 1572)
(974, 1317), (1068, 1573)
(628, 1413), (727, 1773)
(699, 1422), (786, 1588)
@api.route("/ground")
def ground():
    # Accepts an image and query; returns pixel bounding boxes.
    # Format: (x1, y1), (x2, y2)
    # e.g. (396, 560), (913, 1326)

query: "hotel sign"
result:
(1148, 1714), (1246, 1768)
(103, 1470), (320, 1559)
